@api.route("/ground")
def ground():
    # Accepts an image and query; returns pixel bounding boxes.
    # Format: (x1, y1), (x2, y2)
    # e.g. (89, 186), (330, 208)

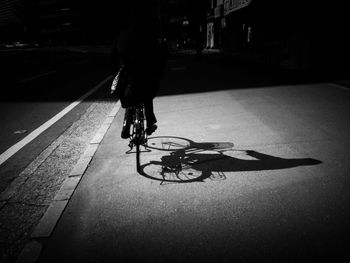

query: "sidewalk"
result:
(31, 53), (350, 262)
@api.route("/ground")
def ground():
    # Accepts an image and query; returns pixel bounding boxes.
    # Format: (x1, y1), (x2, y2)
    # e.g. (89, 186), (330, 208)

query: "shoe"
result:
(146, 124), (157, 136)
(121, 121), (130, 139)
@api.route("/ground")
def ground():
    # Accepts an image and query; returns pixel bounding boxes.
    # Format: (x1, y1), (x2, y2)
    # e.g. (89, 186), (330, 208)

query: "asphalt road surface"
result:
(1, 48), (349, 263)
(37, 52), (350, 263)
(0, 48), (112, 192)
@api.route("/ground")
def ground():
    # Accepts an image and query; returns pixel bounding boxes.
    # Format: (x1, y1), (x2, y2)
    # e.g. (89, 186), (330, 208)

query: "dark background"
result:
(1, 0), (349, 79)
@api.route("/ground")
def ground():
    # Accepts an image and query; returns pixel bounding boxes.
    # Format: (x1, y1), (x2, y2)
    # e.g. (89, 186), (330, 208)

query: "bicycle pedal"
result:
(126, 144), (135, 154)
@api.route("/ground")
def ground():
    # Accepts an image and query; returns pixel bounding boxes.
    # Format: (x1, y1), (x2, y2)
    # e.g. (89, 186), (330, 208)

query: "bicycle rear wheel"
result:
(134, 105), (145, 172)
(136, 144), (141, 172)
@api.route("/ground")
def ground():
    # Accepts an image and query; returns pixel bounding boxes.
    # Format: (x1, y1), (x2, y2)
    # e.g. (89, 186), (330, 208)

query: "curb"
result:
(15, 101), (122, 263)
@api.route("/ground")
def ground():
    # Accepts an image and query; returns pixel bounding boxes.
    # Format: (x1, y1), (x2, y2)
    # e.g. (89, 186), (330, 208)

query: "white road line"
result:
(17, 70), (57, 83)
(327, 82), (350, 91)
(0, 75), (113, 166)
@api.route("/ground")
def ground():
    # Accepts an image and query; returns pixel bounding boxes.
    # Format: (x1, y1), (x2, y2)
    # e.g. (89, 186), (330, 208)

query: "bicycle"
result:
(125, 103), (150, 172)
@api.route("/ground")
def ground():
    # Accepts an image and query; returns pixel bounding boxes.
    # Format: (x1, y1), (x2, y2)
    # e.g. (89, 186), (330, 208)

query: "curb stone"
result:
(15, 101), (122, 263)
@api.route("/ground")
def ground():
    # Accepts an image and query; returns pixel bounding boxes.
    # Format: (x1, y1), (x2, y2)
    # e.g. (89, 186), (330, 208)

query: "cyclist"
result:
(111, 7), (168, 139)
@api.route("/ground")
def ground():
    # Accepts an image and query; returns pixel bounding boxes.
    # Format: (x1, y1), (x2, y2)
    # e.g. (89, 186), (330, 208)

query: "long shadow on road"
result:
(139, 136), (322, 184)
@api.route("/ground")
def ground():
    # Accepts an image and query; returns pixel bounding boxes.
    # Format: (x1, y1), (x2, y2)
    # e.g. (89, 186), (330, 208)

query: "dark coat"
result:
(111, 27), (168, 101)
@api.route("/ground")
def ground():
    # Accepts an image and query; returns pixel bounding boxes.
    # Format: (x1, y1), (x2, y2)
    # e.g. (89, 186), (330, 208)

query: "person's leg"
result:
(121, 107), (134, 139)
(144, 99), (157, 125)
(144, 100), (157, 135)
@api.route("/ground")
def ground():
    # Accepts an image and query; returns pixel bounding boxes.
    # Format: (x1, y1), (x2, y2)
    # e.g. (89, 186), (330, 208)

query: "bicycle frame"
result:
(129, 104), (146, 147)
(126, 103), (150, 172)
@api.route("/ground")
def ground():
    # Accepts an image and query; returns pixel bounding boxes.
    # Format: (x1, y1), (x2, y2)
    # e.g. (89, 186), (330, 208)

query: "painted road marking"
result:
(16, 70), (57, 83)
(16, 101), (121, 263)
(0, 75), (113, 166)
(328, 82), (350, 91)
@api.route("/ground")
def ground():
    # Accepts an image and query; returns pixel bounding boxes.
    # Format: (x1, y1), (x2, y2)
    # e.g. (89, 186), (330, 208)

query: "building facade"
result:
(205, 0), (350, 73)
(0, 0), (26, 43)
(35, 0), (126, 46)
(0, 0), (129, 46)
(206, 0), (314, 70)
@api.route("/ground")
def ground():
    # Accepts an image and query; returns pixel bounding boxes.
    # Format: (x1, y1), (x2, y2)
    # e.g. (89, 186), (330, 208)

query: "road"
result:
(0, 47), (118, 263)
(1, 48), (349, 263)
(0, 47), (112, 193)
(34, 52), (350, 263)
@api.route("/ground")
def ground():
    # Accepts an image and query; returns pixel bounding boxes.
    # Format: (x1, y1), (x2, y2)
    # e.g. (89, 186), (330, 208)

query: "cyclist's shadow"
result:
(139, 136), (322, 183)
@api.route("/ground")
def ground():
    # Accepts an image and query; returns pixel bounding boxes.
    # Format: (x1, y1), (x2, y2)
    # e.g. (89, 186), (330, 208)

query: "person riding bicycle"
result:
(111, 7), (168, 139)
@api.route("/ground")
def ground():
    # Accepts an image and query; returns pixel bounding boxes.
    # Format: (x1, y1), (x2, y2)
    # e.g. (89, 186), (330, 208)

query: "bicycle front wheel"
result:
(146, 136), (192, 151)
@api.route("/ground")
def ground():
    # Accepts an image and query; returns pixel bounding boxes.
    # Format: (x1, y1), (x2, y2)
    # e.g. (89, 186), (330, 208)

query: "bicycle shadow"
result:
(139, 136), (322, 184)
